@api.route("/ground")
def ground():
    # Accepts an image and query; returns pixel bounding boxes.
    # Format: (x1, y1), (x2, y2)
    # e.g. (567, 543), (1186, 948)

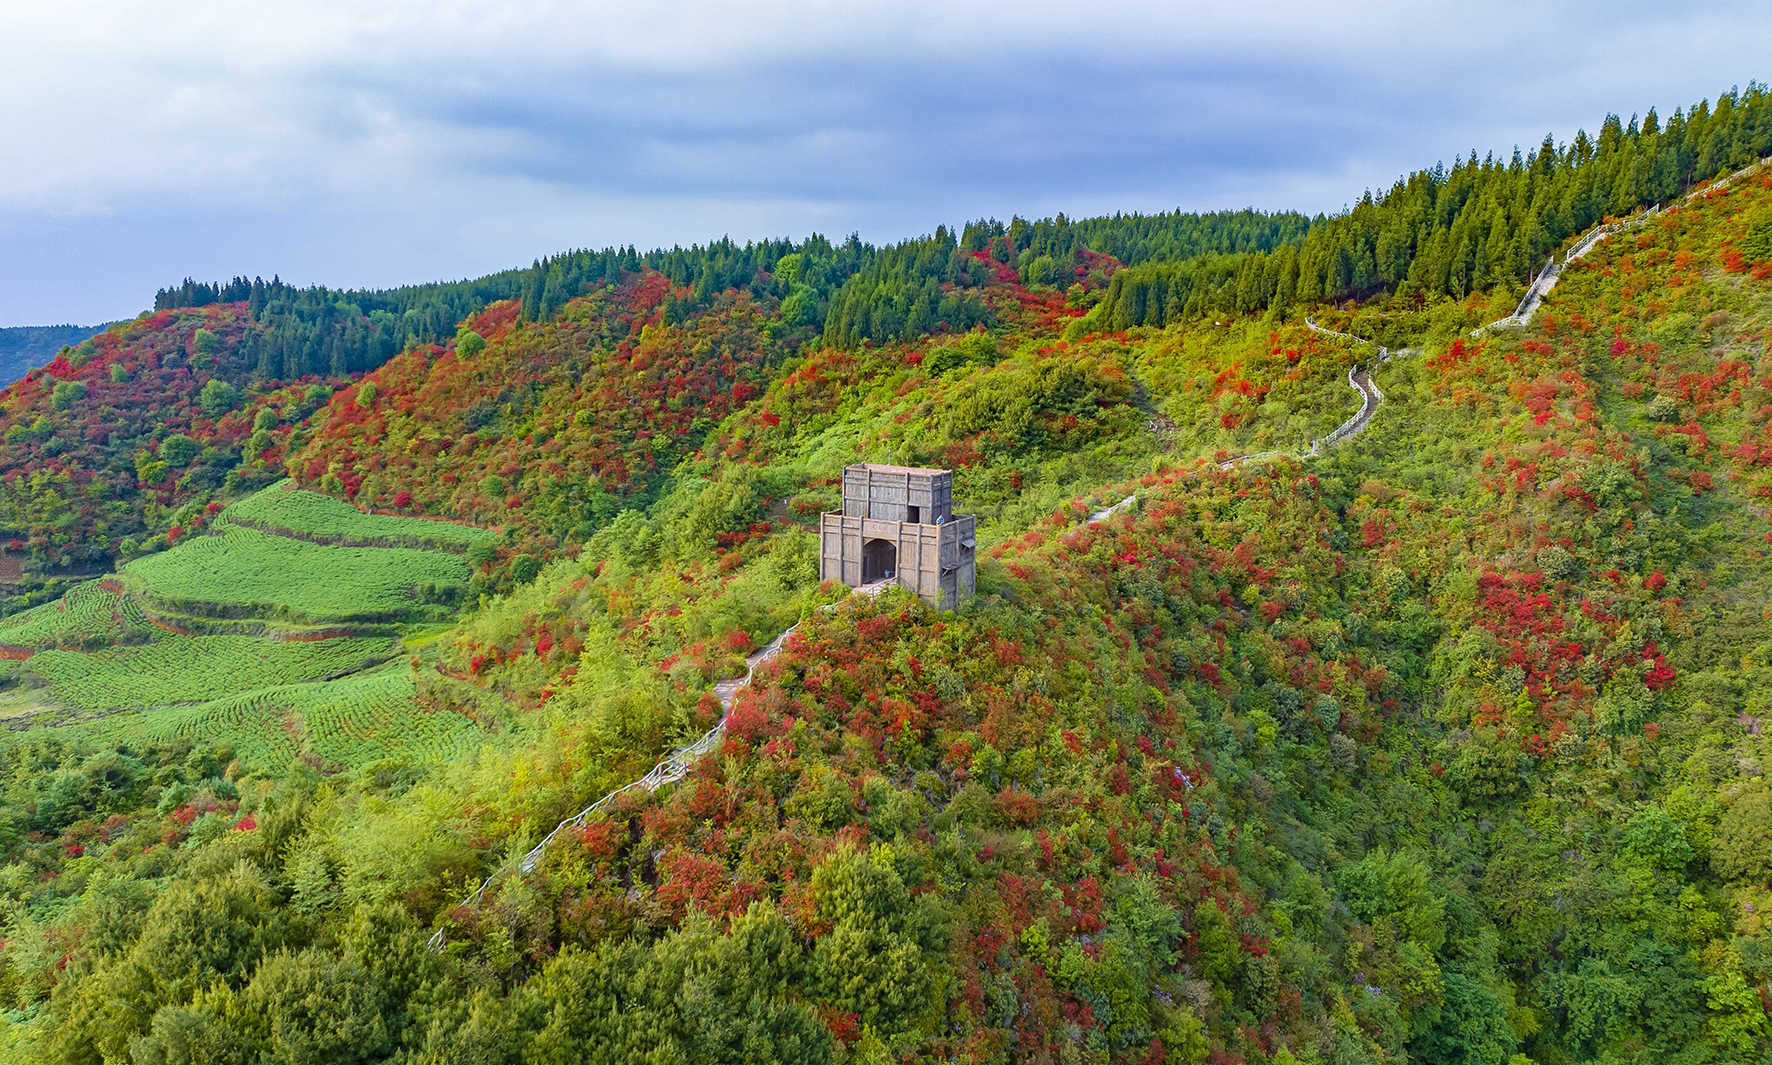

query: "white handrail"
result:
(427, 619), (804, 949)
(1475, 155), (1772, 335)
(1087, 495), (1137, 524)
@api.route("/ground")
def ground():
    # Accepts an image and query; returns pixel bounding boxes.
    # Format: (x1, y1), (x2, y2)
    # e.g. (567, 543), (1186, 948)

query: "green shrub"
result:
(200, 379), (240, 418)
(50, 380), (87, 411)
(924, 332), (1000, 376)
(1713, 785), (1772, 884)
(1739, 204), (1772, 261)
(160, 434), (200, 467)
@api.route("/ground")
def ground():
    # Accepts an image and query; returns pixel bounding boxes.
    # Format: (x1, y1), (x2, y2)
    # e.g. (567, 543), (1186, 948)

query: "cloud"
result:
(2, 0), (1770, 323)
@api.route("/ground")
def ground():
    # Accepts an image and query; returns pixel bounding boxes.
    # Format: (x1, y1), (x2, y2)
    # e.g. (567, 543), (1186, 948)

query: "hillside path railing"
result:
(1225, 323), (1394, 469)
(1475, 155), (1772, 335)
(433, 157), (1772, 947)
(1088, 326), (1394, 521)
(428, 582), (892, 948)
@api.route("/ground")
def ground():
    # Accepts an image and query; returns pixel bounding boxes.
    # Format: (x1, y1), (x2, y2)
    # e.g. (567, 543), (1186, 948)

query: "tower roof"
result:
(844, 462), (951, 477)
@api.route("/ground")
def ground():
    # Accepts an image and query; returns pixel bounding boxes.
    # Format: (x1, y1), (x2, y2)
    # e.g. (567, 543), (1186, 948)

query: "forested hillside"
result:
(0, 325), (106, 389)
(1090, 83), (1772, 329)
(0, 305), (325, 603)
(4, 83), (1772, 1065)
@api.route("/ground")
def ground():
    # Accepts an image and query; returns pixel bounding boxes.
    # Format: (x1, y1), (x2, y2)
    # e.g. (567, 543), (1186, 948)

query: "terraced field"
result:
(121, 524), (469, 622)
(73, 667), (482, 769)
(4, 633), (395, 712)
(0, 584), (149, 649)
(224, 480), (500, 550)
(0, 483), (502, 769)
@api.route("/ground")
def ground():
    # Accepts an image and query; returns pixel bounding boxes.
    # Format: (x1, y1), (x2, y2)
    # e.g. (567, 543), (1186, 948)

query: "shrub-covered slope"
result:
(0, 305), (343, 596)
(12, 87), (1772, 1065)
(401, 167), (1772, 1063)
(286, 283), (797, 546)
(0, 325), (107, 388)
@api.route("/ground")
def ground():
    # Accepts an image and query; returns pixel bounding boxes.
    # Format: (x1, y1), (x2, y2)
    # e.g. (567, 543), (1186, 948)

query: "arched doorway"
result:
(861, 537), (896, 583)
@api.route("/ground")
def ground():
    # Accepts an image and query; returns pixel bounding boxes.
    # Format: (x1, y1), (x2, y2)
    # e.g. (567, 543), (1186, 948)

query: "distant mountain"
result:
(0, 322), (111, 385)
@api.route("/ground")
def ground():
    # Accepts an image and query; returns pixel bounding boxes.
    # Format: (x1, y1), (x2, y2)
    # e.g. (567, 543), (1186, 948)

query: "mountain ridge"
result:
(0, 323), (111, 389)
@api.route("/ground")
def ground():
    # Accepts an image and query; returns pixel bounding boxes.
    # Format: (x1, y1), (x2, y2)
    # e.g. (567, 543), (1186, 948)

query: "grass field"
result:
(223, 480), (500, 550)
(121, 524), (469, 622)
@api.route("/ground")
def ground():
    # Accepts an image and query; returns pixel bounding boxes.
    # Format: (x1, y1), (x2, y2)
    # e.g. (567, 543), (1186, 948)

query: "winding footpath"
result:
(1475, 155), (1772, 336)
(429, 583), (890, 946)
(1086, 325), (1392, 528)
(438, 159), (1772, 943)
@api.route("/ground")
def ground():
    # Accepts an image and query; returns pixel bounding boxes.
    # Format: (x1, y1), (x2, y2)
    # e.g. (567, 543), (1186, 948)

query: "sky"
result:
(3, 1), (1771, 326)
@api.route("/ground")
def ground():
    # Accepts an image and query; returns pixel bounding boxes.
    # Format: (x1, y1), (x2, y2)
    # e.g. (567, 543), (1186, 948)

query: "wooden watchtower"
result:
(818, 464), (976, 610)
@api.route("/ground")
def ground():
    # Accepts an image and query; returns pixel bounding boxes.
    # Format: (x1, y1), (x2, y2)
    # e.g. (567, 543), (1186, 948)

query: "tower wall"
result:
(820, 464), (976, 610)
(839, 464), (953, 524)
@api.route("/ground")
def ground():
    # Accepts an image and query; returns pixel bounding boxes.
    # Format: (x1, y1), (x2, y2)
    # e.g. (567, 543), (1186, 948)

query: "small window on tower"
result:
(908, 505), (921, 523)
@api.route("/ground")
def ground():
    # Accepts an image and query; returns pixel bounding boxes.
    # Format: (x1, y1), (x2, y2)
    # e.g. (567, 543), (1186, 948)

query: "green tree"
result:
(1625, 805), (1694, 871)
(781, 287), (819, 328)
(161, 434), (201, 467)
(1192, 901), (1240, 986)
(46, 864), (297, 1063)
(807, 847), (935, 1033)
(50, 380), (87, 411)
(200, 378), (241, 418)
(1712, 784), (1772, 883)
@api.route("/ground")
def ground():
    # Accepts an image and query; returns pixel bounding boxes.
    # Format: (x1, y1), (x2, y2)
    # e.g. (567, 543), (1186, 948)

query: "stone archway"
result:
(861, 537), (897, 583)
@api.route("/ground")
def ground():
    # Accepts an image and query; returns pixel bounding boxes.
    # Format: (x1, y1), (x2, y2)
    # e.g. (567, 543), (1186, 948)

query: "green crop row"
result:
(75, 667), (484, 771)
(17, 634), (396, 711)
(120, 524), (469, 622)
(223, 480), (500, 550)
(0, 583), (150, 649)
